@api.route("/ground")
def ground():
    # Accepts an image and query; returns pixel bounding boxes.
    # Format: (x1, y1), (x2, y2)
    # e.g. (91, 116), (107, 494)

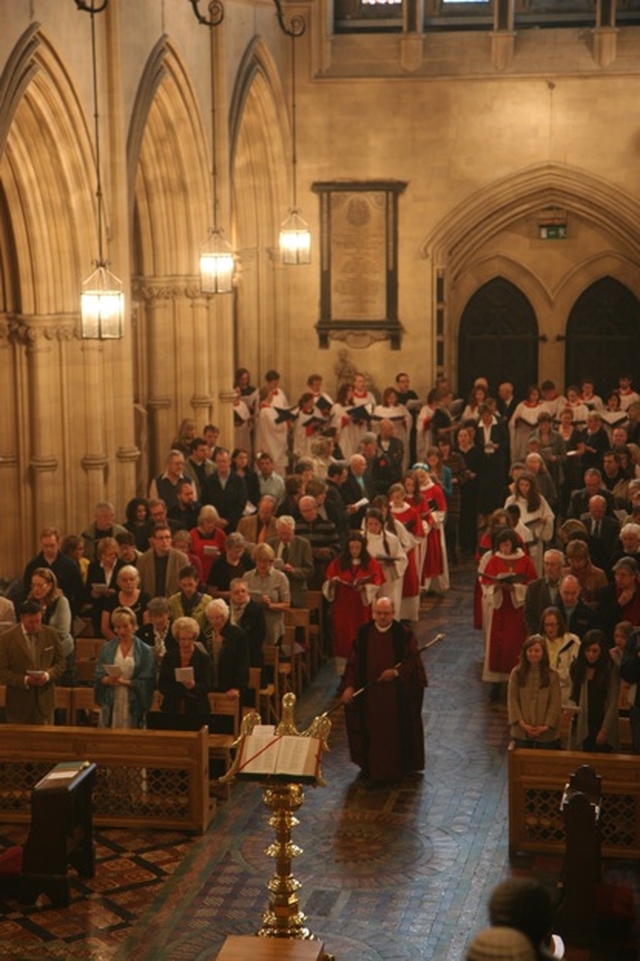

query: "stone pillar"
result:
(401, 1), (424, 74)
(491, 0), (515, 70)
(135, 283), (174, 476)
(189, 288), (214, 428)
(80, 340), (109, 509)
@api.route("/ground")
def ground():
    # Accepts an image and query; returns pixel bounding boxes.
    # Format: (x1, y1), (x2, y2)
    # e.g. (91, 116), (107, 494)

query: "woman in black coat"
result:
(158, 616), (212, 721)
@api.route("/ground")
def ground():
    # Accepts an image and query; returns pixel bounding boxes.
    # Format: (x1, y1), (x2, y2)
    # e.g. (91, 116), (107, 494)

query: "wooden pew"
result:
(0, 725), (215, 834)
(508, 744), (640, 860)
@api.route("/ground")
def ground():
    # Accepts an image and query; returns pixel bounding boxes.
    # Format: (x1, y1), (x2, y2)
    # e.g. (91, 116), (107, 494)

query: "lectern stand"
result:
(20, 760), (97, 907)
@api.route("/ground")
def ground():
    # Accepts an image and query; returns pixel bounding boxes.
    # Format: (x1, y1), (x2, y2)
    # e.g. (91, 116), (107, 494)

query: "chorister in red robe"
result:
(480, 546), (537, 682)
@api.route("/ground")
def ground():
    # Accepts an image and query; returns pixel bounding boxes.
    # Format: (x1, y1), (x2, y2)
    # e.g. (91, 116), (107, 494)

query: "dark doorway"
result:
(457, 278), (538, 400)
(565, 277), (640, 397)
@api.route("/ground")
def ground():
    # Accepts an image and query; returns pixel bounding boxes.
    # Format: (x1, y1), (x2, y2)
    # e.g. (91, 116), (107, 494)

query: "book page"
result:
(103, 664), (123, 678)
(276, 736), (320, 779)
(238, 732), (280, 775)
(175, 667), (194, 684)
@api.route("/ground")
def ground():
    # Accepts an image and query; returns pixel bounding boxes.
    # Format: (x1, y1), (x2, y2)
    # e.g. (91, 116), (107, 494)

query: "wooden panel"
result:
(0, 725), (214, 834)
(508, 745), (640, 859)
(217, 935), (325, 961)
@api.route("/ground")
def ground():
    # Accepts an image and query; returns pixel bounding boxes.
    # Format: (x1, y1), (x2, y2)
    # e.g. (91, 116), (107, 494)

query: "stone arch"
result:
(421, 163), (640, 389)
(230, 36), (290, 380)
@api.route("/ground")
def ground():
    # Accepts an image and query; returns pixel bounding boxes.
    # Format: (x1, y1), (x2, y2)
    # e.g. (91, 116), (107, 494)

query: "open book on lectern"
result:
(236, 725), (321, 783)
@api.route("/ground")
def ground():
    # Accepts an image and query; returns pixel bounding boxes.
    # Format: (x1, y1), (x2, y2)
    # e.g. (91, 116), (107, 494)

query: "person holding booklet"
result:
(158, 616), (212, 722)
(94, 606), (155, 728)
(339, 597), (427, 783)
(323, 532), (383, 671)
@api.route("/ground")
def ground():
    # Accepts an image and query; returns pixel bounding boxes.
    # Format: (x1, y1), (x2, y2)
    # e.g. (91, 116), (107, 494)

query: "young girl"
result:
(569, 630), (620, 752)
(508, 635), (561, 749)
(323, 532), (383, 670)
(504, 471), (554, 576)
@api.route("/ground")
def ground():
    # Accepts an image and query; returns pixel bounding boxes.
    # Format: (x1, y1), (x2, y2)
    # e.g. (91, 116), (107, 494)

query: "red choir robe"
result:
(324, 557), (383, 658)
(480, 548), (537, 682)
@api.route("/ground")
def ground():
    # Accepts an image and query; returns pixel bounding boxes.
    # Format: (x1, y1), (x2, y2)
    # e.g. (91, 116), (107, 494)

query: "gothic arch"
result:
(421, 163), (640, 387)
(230, 36), (290, 379)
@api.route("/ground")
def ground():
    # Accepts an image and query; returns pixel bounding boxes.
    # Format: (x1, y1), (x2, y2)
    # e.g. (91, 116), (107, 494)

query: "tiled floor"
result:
(1, 563), (639, 961)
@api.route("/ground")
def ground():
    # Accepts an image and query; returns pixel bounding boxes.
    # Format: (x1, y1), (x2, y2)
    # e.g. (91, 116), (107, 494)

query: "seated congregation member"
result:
(101, 565), (150, 641)
(569, 629), (620, 753)
(205, 598), (249, 698)
(188, 505), (226, 583)
(28, 568), (74, 662)
(609, 521), (640, 570)
(60, 533), (90, 588)
(244, 543), (291, 646)
(171, 529), (204, 584)
(556, 573), (598, 640)
(168, 565), (213, 635)
(537, 606), (580, 705)
(339, 597), (428, 783)
(116, 530), (141, 566)
(138, 596), (173, 664)
(487, 876), (564, 961)
(504, 471), (554, 577)
(229, 578), (266, 672)
(566, 467), (615, 519)
(171, 418), (198, 458)
(268, 515), (314, 608)
(481, 528), (537, 699)
(94, 606), (156, 729)
(0, 600), (66, 725)
(148, 450), (188, 513)
(507, 635), (561, 749)
(147, 498), (183, 535)
(465, 928), (537, 961)
(206, 532), (253, 599)
(323, 532), (383, 669)
(137, 525), (189, 598)
(158, 616), (212, 723)
(201, 448), (247, 532)
(237, 495), (278, 545)
(87, 536), (125, 637)
(620, 625), (640, 753)
(341, 453), (375, 530)
(523, 548), (565, 637)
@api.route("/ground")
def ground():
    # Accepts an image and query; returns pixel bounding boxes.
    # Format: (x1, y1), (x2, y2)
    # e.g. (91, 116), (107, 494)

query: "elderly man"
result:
(341, 453), (374, 529)
(0, 600), (65, 724)
(149, 449), (188, 512)
(580, 493), (621, 573)
(268, 515), (314, 608)
(137, 524), (190, 597)
(339, 597), (427, 783)
(523, 548), (565, 636)
(557, 573), (598, 639)
(81, 502), (128, 562)
(610, 523), (640, 570)
(370, 419), (404, 495)
(237, 495), (278, 545)
(295, 495), (340, 589)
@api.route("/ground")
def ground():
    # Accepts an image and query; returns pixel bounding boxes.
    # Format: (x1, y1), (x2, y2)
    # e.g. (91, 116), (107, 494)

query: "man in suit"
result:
(370, 419), (404, 495)
(556, 574), (598, 639)
(580, 494), (621, 573)
(523, 548), (565, 636)
(137, 525), (189, 597)
(341, 453), (374, 530)
(0, 600), (65, 724)
(566, 468), (616, 519)
(201, 448), (247, 532)
(237, 495), (278, 546)
(268, 515), (315, 608)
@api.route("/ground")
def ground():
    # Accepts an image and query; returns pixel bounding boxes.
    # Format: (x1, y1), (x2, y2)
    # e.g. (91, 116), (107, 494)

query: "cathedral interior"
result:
(2, 0), (640, 958)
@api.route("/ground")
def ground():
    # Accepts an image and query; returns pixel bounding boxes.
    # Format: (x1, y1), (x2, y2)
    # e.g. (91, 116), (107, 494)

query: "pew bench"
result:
(0, 725), (215, 834)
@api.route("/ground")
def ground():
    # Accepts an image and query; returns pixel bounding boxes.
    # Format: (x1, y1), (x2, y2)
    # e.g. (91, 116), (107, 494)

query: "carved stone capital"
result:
(116, 445), (141, 464)
(81, 453), (109, 471)
(218, 388), (237, 405)
(29, 454), (58, 473)
(9, 315), (79, 346)
(148, 395), (172, 411)
(132, 276), (201, 302)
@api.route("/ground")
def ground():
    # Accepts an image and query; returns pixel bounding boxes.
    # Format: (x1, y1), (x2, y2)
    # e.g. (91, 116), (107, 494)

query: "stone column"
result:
(134, 282), (174, 476)
(491, 0), (515, 70)
(188, 287), (214, 428)
(80, 339), (109, 510)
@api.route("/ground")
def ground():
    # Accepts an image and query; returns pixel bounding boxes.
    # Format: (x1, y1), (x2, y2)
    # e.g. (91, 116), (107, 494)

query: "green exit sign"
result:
(539, 224), (567, 240)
